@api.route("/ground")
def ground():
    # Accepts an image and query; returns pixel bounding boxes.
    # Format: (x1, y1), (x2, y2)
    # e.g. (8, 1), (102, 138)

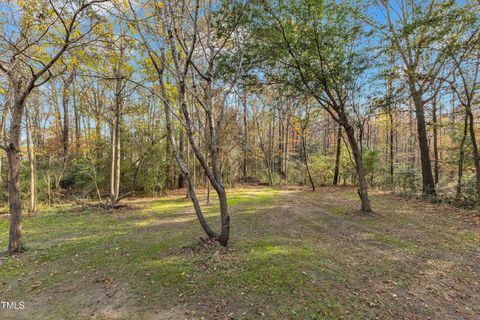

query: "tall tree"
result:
(0, 0), (108, 254)
(125, 0), (249, 245)
(249, 0), (375, 212)
(370, 0), (474, 196)
(449, 32), (480, 200)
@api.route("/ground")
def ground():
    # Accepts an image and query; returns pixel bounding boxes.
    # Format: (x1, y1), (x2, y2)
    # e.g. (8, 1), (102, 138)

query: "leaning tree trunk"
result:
(7, 97), (26, 254)
(344, 125), (373, 213)
(162, 4), (230, 246)
(333, 125), (342, 185)
(202, 75), (230, 246)
(153, 48), (216, 240)
(301, 135), (315, 191)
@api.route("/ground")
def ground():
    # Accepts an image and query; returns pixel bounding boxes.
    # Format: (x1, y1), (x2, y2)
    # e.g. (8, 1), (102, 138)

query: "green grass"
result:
(372, 234), (418, 253)
(0, 186), (479, 319)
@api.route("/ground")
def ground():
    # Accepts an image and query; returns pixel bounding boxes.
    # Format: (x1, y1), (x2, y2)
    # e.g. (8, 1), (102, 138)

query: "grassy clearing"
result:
(0, 186), (479, 319)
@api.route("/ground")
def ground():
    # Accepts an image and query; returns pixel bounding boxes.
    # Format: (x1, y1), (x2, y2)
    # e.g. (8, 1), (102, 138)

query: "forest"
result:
(0, 0), (479, 319)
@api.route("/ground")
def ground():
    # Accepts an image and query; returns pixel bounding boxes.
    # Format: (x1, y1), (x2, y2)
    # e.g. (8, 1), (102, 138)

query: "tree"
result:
(249, 0), (374, 212)
(105, 24), (135, 207)
(124, 0), (248, 245)
(369, 0), (474, 196)
(0, 0), (108, 254)
(288, 101), (318, 191)
(449, 31), (480, 200)
(162, 0), (248, 244)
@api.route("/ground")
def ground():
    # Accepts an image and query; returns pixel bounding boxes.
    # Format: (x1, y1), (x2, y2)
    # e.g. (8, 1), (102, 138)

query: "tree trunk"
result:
(333, 125), (342, 185)
(26, 108), (36, 212)
(112, 111), (121, 204)
(302, 135), (315, 191)
(62, 77), (72, 157)
(410, 86), (436, 195)
(94, 94), (103, 160)
(0, 97), (9, 181)
(217, 186), (230, 246)
(154, 47), (216, 241)
(389, 109), (394, 186)
(7, 96), (25, 254)
(242, 91), (248, 177)
(456, 111), (468, 200)
(72, 79), (81, 153)
(432, 99), (439, 185)
(165, 125), (174, 189)
(110, 119), (117, 204)
(162, 5), (230, 246)
(110, 76), (122, 206)
(177, 131), (185, 188)
(284, 119), (289, 180)
(344, 125), (373, 213)
(206, 178), (211, 205)
(467, 109), (480, 199)
(278, 114), (284, 177)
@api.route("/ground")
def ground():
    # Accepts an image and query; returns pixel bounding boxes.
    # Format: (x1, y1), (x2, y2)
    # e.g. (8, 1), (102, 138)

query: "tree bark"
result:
(26, 108), (36, 212)
(284, 118), (289, 180)
(242, 91), (248, 177)
(432, 99), (439, 185)
(177, 131), (186, 188)
(62, 76), (73, 157)
(7, 96), (26, 254)
(410, 85), (436, 196)
(72, 79), (81, 153)
(110, 75), (122, 206)
(389, 109), (394, 186)
(467, 108), (480, 199)
(333, 124), (342, 185)
(94, 90), (103, 160)
(456, 111), (468, 200)
(302, 134), (315, 191)
(158, 64), (215, 239)
(344, 125), (373, 213)
(165, 123), (174, 189)
(0, 94), (9, 180)
(162, 1), (232, 245)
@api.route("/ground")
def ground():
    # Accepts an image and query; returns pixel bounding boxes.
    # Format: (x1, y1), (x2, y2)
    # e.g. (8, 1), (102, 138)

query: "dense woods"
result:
(0, 0), (479, 250)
